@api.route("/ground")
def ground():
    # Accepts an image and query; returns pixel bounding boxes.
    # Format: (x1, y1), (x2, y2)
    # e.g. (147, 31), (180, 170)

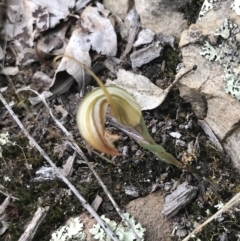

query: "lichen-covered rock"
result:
(178, 0), (240, 170)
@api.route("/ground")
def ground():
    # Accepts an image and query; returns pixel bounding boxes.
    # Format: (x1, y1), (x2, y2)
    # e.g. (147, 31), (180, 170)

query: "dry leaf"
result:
(50, 28), (91, 95)
(32, 71), (52, 90)
(61, 152), (76, 177)
(169, 132), (182, 139)
(5, 0), (75, 46)
(91, 195), (103, 212)
(81, 5), (117, 56)
(75, 0), (92, 11)
(36, 23), (69, 60)
(106, 69), (165, 110)
(12, 40), (37, 65)
(130, 41), (164, 68)
(29, 91), (53, 105)
(133, 28), (155, 47)
(54, 105), (68, 118)
(120, 7), (140, 40)
(4, 0), (75, 64)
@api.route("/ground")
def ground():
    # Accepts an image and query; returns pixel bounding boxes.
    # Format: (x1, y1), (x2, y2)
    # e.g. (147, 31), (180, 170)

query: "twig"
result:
(121, 26), (139, 59)
(0, 64), (23, 103)
(17, 87), (142, 241)
(120, 7), (140, 59)
(0, 196), (11, 216)
(165, 65), (197, 94)
(18, 206), (49, 241)
(182, 191), (240, 241)
(0, 93), (120, 241)
(0, 185), (19, 200)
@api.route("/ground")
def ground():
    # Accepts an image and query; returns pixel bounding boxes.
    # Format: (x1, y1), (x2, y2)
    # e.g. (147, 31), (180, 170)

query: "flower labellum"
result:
(77, 86), (142, 156)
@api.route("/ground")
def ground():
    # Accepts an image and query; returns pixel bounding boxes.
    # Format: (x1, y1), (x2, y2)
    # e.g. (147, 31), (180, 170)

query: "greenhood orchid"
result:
(77, 86), (142, 156)
(75, 61), (184, 169)
(56, 55), (184, 169)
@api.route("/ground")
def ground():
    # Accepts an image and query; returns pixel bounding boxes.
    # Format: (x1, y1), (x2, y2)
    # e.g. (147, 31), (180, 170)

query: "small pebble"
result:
(176, 228), (187, 237)
(135, 150), (141, 156)
(124, 186), (139, 197)
(164, 182), (172, 191)
(122, 146), (129, 156)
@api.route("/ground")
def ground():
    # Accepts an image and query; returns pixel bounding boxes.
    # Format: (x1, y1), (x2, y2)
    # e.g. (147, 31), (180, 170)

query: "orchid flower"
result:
(75, 63), (183, 169)
(77, 86), (141, 156)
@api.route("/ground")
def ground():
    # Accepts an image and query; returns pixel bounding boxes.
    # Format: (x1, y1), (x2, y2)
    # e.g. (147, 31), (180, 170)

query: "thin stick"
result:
(0, 189), (19, 200)
(121, 26), (139, 59)
(18, 206), (49, 241)
(182, 191), (240, 241)
(165, 65), (197, 94)
(0, 93), (120, 241)
(16, 87), (142, 241)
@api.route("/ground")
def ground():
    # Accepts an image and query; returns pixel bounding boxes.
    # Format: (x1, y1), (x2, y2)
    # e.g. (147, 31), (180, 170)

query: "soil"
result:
(1, 1), (240, 241)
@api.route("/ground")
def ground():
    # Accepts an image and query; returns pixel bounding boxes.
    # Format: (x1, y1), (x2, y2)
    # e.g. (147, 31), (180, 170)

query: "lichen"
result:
(49, 213), (145, 241)
(89, 213), (145, 241)
(198, 0), (218, 20)
(200, 18), (240, 100)
(50, 217), (86, 241)
(199, 0), (240, 20)
(231, 0), (240, 15)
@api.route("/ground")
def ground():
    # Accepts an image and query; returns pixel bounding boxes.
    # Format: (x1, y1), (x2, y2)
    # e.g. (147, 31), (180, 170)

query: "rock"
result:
(178, 0), (240, 170)
(134, 0), (188, 37)
(103, 0), (132, 20)
(126, 191), (173, 241)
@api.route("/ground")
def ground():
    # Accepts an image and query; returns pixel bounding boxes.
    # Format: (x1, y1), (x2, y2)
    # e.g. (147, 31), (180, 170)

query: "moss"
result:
(7, 223), (22, 241)
(164, 41), (180, 79)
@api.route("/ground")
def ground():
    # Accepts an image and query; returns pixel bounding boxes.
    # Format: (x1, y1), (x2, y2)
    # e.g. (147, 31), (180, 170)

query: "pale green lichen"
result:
(199, 0), (240, 20)
(198, 0), (217, 20)
(50, 213), (146, 241)
(214, 19), (239, 39)
(200, 18), (240, 100)
(231, 0), (240, 15)
(50, 217), (86, 241)
(200, 41), (220, 61)
(89, 213), (145, 241)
